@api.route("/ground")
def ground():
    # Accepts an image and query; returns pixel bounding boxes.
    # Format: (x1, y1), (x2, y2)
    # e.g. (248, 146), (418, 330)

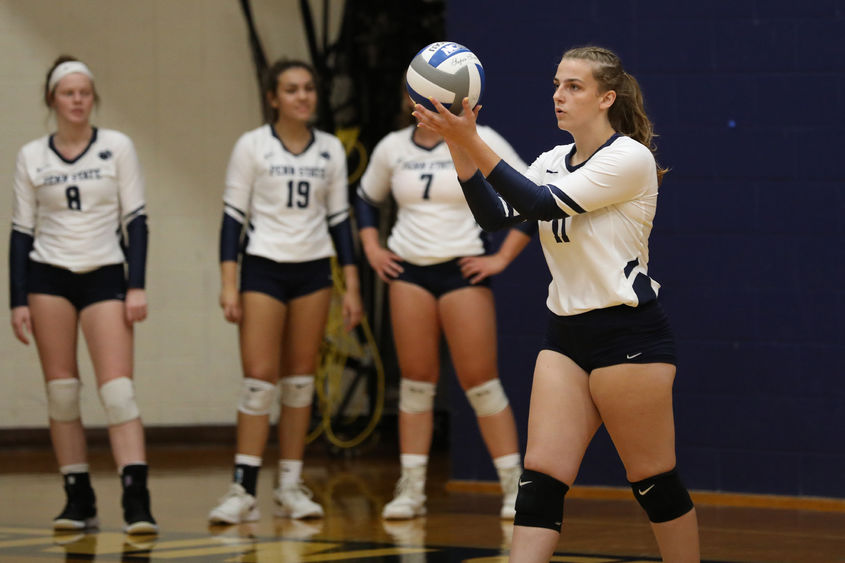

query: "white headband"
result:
(48, 61), (94, 93)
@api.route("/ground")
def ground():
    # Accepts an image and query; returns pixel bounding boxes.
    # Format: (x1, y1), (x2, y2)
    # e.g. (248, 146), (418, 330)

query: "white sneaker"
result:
(274, 482), (324, 519)
(498, 464), (521, 519)
(382, 472), (426, 520)
(209, 483), (260, 525)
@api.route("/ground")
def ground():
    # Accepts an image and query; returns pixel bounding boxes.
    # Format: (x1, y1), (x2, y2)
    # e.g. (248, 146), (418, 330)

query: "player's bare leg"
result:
(591, 362), (700, 562)
(509, 351), (599, 563)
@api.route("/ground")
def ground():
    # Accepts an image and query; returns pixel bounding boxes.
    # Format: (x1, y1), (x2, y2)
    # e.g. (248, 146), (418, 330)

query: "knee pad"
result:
(465, 379), (509, 417)
(46, 379), (81, 422)
(280, 375), (314, 408)
(630, 467), (694, 523)
(238, 377), (276, 415)
(398, 379), (436, 414)
(514, 469), (569, 532)
(98, 377), (140, 425)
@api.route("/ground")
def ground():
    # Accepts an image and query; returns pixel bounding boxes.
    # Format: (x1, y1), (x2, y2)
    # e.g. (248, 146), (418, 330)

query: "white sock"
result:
(60, 463), (89, 475)
(493, 453), (521, 471)
(279, 459), (303, 488)
(235, 454), (262, 467)
(400, 453), (428, 469)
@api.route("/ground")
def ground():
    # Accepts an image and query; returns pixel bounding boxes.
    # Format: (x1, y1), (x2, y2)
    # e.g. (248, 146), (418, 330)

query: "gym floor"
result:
(0, 443), (843, 562)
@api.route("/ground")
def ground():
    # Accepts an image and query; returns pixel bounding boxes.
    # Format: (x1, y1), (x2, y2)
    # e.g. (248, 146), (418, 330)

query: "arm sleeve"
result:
(115, 135), (148, 289)
(219, 213), (244, 263)
(485, 160), (569, 221)
(354, 189), (381, 230)
(458, 170), (526, 231)
(9, 230), (33, 308)
(328, 217), (356, 265)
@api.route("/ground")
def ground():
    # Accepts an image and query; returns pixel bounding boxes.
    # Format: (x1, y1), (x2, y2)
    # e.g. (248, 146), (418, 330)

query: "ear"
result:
(599, 90), (616, 110)
(267, 90), (278, 108)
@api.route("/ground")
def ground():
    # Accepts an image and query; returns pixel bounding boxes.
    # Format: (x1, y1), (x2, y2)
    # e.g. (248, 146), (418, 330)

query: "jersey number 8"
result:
(65, 185), (82, 211)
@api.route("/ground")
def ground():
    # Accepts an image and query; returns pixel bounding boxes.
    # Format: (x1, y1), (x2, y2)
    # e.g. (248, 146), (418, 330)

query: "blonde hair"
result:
(562, 46), (667, 183)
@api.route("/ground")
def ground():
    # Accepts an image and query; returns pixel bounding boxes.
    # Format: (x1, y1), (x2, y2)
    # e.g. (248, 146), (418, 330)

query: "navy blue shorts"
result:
(395, 258), (490, 299)
(27, 260), (126, 311)
(240, 254), (332, 304)
(541, 300), (677, 372)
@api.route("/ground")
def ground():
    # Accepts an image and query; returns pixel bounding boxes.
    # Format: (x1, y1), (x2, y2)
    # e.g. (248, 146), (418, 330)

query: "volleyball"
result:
(406, 42), (485, 115)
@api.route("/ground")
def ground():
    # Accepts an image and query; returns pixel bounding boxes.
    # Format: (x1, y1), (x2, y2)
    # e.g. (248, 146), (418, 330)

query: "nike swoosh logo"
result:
(626, 352), (643, 359)
(638, 484), (655, 495)
(519, 480), (533, 487)
(545, 169), (558, 174)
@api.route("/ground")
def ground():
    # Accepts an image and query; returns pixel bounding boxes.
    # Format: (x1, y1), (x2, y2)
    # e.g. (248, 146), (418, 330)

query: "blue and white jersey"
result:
(358, 125), (526, 265)
(12, 128), (146, 272)
(524, 135), (661, 316)
(223, 125), (348, 263)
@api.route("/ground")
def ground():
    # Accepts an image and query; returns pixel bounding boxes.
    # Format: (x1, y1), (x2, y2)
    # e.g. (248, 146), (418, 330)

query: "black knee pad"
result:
(513, 469), (569, 532)
(630, 467), (694, 523)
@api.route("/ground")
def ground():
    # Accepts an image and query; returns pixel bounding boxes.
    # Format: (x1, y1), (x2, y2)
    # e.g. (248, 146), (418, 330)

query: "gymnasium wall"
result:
(0, 0), (342, 428)
(446, 1), (845, 498)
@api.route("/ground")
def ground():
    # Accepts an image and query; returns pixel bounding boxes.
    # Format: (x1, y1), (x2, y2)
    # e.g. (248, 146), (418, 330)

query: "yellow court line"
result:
(152, 540), (342, 559)
(0, 537), (58, 548)
(0, 527), (51, 536)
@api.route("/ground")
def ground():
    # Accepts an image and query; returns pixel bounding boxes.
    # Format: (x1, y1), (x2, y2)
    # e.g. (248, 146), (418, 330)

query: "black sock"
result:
(121, 464), (149, 491)
(234, 464), (259, 496)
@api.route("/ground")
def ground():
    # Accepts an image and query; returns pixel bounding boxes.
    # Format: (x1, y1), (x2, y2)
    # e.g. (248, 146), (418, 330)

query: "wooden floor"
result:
(0, 442), (843, 563)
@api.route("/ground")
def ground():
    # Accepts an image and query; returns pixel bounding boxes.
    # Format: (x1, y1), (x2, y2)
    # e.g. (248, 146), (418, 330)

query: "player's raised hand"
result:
(413, 97), (481, 146)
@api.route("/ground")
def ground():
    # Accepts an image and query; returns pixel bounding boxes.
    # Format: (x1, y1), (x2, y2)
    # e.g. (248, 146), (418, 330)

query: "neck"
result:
(274, 117), (310, 142)
(55, 121), (93, 145)
(412, 125), (442, 148)
(569, 122), (616, 166)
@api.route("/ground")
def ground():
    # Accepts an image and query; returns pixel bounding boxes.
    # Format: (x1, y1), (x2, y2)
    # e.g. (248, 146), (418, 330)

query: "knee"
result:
(465, 379), (509, 417)
(514, 469), (569, 532)
(238, 377), (277, 415)
(398, 378), (436, 414)
(629, 467), (694, 523)
(98, 377), (140, 425)
(280, 375), (314, 408)
(46, 378), (81, 422)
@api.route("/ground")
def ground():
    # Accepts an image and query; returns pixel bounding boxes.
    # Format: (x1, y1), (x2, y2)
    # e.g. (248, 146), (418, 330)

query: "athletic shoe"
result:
(122, 485), (158, 535)
(273, 482), (324, 519)
(53, 476), (98, 530)
(382, 470), (426, 520)
(498, 464), (521, 519)
(209, 483), (260, 525)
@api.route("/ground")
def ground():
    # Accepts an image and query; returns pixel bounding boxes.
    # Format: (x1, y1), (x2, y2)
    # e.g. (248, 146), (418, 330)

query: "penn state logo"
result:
(99, 150), (112, 160)
(320, 151), (330, 160)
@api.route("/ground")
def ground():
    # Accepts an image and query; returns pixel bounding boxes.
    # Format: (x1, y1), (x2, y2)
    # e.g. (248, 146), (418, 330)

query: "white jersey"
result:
(12, 128), (146, 272)
(359, 125), (526, 265)
(524, 135), (661, 316)
(223, 124), (348, 263)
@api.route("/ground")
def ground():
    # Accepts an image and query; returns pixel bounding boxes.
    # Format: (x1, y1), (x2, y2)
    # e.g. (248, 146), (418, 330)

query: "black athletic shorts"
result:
(541, 300), (677, 372)
(239, 254), (332, 304)
(395, 258), (490, 299)
(27, 260), (127, 311)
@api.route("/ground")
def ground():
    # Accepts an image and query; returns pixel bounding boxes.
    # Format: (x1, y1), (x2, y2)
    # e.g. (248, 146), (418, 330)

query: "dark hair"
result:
(561, 46), (667, 182)
(263, 59), (318, 123)
(43, 55), (100, 108)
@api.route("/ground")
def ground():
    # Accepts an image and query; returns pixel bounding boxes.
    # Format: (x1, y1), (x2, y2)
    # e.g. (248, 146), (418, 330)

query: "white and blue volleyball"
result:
(406, 42), (485, 115)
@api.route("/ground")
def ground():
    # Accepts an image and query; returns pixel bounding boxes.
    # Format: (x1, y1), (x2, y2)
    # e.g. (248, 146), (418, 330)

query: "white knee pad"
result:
(238, 377), (276, 415)
(399, 379), (436, 414)
(280, 375), (315, 408)
(98, 377), (140, 425)
(466, 379), (509, 417)
(46, 379), (81, 422)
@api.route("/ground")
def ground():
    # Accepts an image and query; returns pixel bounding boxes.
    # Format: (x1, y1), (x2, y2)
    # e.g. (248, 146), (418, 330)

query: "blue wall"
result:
(446, 0), (845, 498)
